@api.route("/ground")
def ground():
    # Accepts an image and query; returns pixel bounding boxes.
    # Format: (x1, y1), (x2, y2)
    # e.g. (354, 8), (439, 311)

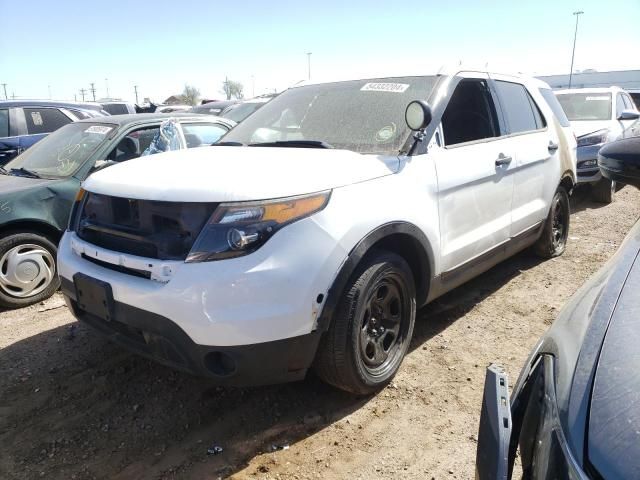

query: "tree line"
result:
(178, 79), (244, 106)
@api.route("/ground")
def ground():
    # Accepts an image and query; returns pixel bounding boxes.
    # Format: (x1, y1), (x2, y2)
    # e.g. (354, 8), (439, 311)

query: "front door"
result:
(432, 76), (515, 273)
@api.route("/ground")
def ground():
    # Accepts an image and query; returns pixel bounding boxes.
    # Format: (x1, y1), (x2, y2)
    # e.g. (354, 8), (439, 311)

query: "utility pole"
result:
(1, 83), (7, 100)
(306, 52), (312, 80)
(134, 85), (139, 104)
(48, 84), (52, 99)
(568, 10), (584, 89)
(89, 82), (96, 101)
(251, 75), (255, 97)
(79, 88), (87, 102)
(105, 78), (110, 98)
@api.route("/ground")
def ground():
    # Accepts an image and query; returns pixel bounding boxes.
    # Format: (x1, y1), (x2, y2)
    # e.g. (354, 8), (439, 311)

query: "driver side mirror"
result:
(599, 137), (640, 189)
(405, 100), (432, 131)
(617, 110), (640, 121)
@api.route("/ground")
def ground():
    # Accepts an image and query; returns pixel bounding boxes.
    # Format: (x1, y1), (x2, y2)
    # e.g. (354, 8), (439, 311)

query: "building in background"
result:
(537, 69), (640, 90)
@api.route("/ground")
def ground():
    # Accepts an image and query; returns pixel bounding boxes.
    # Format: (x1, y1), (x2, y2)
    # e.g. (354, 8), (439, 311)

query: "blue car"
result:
(0, 100), (109, 164)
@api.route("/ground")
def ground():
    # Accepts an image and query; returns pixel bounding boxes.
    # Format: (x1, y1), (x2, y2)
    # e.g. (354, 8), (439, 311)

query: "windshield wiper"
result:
(213, 141), (246, 146)
(249, 140), (334, 149)
(10, 167), (41, 178)
(0, 165), (8, 175)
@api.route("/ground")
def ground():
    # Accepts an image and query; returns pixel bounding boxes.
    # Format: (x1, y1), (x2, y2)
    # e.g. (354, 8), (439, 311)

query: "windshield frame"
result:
(4, 121), (117, 179)
(221, 75), (441, 156)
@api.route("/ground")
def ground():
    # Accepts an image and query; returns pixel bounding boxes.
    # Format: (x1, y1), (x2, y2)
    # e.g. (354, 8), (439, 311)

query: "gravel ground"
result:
(1, 186), (638, 480)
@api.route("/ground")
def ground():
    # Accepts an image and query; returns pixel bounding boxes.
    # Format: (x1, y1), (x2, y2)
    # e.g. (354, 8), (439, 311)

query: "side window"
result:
(616, 94), (626, 116)
(441, 79), (500, 146)
(24, 108), (72, 135)
(106, 126), (160, 162)
(495, 81), (542, 134)
(0, 109), (8, 138)
(181, 123), (229, 147)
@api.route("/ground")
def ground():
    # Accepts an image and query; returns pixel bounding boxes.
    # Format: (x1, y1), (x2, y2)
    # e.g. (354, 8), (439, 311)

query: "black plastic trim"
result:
(60, 277), (321, 387)
(316, 221), (433, 331)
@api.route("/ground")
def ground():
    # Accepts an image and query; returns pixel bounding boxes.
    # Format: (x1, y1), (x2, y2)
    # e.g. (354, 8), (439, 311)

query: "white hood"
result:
(571, 120), (613, 139)
(83, 146), (399, 202)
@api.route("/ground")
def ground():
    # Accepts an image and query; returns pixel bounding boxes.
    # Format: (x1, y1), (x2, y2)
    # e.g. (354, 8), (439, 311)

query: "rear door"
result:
(432, 74), (516, 272)
(492, 77), (556, 237)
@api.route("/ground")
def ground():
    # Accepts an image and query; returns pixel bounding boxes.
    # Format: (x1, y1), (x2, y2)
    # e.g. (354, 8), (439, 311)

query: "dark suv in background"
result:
(0, 100), (109, 164)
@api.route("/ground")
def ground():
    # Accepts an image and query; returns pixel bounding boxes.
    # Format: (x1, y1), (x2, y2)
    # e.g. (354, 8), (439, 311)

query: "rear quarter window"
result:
(539, 89), (570, 127)
(24, 107), (72, 135)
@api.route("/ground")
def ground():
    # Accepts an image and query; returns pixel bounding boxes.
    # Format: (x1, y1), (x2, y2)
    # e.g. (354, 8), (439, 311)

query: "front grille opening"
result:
(77, 193), (218, 260)
(82, 254), (151, 279)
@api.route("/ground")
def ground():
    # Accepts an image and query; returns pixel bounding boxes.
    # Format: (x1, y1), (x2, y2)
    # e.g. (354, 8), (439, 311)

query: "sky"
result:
(1, 0), (639, 104)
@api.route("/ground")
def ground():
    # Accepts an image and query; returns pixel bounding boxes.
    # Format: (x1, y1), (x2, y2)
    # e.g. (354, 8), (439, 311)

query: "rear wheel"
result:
(314, 250), (416, 395)
(0, 233), (59, 309)
(533, 187), (570, 259)
(592, 177), (615, 204)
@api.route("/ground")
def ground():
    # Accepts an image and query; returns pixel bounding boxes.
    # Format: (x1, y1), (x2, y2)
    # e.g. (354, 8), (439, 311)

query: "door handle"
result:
(548, 142), (559, 153)
(495, 154), (512, 166)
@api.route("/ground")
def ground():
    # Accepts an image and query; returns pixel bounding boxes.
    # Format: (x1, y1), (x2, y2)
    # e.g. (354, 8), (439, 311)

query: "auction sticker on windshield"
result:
(84, 125), (113, 135)
(586, 96), (609, 101)
(361, 83), (410, 93)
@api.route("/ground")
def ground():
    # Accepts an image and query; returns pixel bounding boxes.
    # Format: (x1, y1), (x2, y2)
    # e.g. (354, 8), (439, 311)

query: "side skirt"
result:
(426, 222), (543, 303)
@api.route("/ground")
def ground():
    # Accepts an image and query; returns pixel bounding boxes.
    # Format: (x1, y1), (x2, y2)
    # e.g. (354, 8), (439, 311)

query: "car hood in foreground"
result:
(82, 146), (400, 202)
(587, 247), (640, 479)
(539, 220), (640, 467)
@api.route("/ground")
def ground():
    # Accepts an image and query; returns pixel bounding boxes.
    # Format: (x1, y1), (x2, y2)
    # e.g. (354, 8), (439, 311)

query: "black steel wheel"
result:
(534, 186), (570, 259)
(314, 250), (416, 395)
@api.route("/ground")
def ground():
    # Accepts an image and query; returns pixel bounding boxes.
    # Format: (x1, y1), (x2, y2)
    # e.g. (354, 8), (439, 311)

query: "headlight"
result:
(577, 129), (609, 148)
(186, 191), (331, 262)
(67, 188), (86, 231)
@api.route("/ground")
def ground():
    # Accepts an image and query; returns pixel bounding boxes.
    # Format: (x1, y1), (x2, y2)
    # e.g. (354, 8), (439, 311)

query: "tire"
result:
(314, 250), (416, 395)
(533, 187), (570, 259)
(0, 232), (59, 309)
(592, 177), (615, 204)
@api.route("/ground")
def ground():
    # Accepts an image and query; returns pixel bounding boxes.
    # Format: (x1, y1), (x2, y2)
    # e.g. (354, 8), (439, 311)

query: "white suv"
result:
(556, 86), (640, 202)
(58, 69), (576, 394)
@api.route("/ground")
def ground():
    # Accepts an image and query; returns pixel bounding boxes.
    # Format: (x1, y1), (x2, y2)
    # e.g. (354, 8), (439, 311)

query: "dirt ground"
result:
(1, 186), (639, 480)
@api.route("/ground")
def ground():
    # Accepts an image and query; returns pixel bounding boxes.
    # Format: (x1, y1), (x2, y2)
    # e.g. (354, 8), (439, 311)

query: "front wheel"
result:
(592, 177), (616, 204)
(314, 250), (416, 395)
(533, 187), (570, 259)
(0, 232), (59, 309)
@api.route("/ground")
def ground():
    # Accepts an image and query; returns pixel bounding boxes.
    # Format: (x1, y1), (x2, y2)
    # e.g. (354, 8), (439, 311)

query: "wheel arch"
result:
(317, 222), (434, 332)
(0, 220), (63, 245)
(560, 171), (575, 195)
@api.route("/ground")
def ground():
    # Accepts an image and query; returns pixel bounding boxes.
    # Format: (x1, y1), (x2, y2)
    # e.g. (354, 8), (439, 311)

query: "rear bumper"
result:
(61, 277), (321, 386)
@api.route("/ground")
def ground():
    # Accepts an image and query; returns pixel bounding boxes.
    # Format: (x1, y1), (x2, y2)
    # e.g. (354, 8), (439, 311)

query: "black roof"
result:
(0, 100), (105, 111)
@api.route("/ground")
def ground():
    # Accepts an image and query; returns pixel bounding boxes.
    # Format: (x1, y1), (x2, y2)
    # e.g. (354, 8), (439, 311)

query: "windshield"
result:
(222, 76), (439, 155)
(556, 92), (612, 121)
(5, 122), (113, 177)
